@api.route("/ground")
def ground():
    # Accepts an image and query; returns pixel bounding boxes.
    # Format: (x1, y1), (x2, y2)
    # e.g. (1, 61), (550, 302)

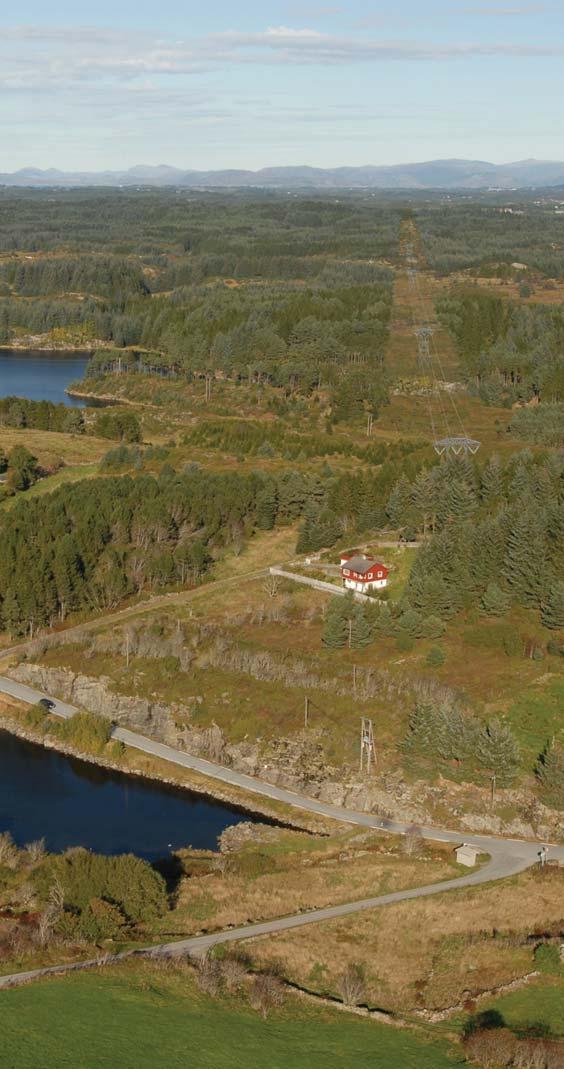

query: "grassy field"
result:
(0, 427), (109, 464)
(250, 868), (564, 1014)
(478, 976), (564, 1038)
(0, 964), (459, 1069)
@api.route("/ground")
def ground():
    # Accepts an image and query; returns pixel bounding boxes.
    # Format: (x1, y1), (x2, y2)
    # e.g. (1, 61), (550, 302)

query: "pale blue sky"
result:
(1, 1), (563, 171)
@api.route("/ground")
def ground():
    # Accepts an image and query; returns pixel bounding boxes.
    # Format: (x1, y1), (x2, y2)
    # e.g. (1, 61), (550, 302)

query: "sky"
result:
(1, 1), (564, 171)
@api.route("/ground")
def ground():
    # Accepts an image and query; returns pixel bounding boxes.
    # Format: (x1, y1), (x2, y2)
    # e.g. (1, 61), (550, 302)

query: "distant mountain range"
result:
(3, 159), (564, 190)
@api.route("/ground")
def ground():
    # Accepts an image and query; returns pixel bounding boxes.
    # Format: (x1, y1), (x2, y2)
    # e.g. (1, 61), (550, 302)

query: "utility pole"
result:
(304, 696), (310, 729)
(366, 413), (373, 437)
(490, 773), (496, 807)
(360, 717), (375, 774)
(353, 665), (357, 697)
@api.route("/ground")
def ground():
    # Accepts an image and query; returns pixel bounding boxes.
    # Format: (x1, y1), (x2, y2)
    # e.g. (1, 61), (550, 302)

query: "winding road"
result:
(0, 674), (562, 989)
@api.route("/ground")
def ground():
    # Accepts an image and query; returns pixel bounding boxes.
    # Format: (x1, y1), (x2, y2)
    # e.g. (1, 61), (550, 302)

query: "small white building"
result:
(455, 843), (479, 868)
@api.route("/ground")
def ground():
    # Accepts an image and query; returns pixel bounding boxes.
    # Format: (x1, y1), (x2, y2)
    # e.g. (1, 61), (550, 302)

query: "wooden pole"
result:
(304, 697), (309, 729)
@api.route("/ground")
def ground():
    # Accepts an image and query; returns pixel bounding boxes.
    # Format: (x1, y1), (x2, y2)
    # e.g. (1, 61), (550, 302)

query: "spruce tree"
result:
(536, 741), (564, 799)
(426, 646), (445, 667)
(481, 582), (511, 616)
(350, 606), (372, 649)
(397, 607), (423, 638)
(403, 701), (438, 756)
(477, 719), (520, 784)
(322, 596), (348, 649)
(421, 614), (446, 639)
(480, 454), (503, 503)
(541, 582), (564, 630)
(256, 483), (277, 530)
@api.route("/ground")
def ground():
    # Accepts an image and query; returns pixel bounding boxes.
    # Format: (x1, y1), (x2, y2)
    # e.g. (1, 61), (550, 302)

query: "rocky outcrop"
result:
(8, 662), (564, 840)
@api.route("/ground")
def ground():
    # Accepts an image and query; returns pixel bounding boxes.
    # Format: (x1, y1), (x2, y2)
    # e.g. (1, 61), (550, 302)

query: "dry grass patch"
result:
(249, 868), (564, 1013)
(150, 830), (456, 939)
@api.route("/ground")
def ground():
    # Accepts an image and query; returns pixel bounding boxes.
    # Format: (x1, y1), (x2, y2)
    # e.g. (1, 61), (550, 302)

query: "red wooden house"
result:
(340, 554), (389, 593)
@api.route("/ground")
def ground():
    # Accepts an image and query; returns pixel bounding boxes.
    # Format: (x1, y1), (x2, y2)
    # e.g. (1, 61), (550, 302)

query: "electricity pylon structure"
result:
(408, 254), (480, 458)
(433, 436), (481, 456)
(360, 717), (375, 774)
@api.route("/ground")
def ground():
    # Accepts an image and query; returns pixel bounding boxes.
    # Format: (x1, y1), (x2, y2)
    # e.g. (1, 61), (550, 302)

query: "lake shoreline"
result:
(0, 706), (311, 835)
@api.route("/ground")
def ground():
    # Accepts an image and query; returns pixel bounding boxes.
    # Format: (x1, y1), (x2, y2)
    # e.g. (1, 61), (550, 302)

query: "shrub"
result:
(34, 850), (167, 924)
(24, 704), (48, 730)
(55, 712), (112, 755)
(195, 954), (222, 997)
(249, 972), (285, 1018)
(426, 646), (445, 667)
(337, 963), (366, 1007)
(0, 832), (19, 869)
(220, 956), (249, 993)
(77, 897), (127, 941)
(421, 615), (446, 639)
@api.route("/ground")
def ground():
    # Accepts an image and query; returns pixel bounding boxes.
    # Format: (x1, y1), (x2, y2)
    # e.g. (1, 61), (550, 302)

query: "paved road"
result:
(0, 674), (561, 989)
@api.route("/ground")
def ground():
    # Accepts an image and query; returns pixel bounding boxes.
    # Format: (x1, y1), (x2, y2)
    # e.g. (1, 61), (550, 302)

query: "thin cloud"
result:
(1, 22), (564, 96)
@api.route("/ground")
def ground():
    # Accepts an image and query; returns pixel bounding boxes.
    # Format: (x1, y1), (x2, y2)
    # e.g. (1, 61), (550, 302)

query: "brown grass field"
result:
(250, 867), (564, 1013)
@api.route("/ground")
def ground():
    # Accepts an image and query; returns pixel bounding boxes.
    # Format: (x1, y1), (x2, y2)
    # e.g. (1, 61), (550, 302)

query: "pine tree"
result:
(412, 468), (436, 537)
(480, 454), (503, 504)
(445, 479), (477, 522)
(536, 741), (564, 798)
(481, 582), (511, 616)
(403, 701), (439, 756)
(397, 607), (423, 638)
(503, 506), (549, 608)
(541, 582), (564, 630)
(322, 596), (348, 648)
(256, 482), (277, 530)
(296, 503), (321, 553)
(386, 475), (414, 530)
(478, 719), (520, 784)
(350, 606), (372, 649)
(421, 614), (446, 639)
(371, 602), (396, 636)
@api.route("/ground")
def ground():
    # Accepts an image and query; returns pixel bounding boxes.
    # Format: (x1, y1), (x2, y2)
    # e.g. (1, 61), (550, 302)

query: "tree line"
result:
(437, 290), (564, 406)
(0, 467), (333, 635)
(390, 451), (564, 631)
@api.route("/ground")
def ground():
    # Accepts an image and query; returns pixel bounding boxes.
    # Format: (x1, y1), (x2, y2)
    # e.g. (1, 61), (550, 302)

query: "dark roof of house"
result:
(342, 555), (385, 575)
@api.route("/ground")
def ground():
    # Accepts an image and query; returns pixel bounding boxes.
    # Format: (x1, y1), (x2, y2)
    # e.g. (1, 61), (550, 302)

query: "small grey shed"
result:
(455, 843), (479, 867)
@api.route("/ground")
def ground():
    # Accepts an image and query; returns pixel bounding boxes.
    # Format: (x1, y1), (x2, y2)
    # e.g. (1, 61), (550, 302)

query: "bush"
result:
(249, 972), (285, 1018)
(55, 712), (112, 755)
(338, 963), (366, 1007)
(34, 850), (167, 924)
(421, 615), (446, 639)
(426, 646), (445, 667)
(77, 897), (127, 941)
(24, 704), (48, 730)
(396, 632), (415, 652)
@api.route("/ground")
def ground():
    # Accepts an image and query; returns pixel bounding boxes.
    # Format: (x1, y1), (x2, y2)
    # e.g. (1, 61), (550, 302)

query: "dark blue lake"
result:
(0, 349), (90, 406)
(0, 731), (259, 860)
